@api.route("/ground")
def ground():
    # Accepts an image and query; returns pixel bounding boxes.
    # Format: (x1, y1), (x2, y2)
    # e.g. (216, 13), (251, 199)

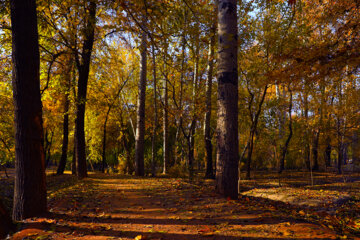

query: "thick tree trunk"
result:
(0, 199), (14, 238)
(57, 60), (71, 175)
(216, 0), (239, 200)
(204, 24), (215, 179)
(75, 1), (96, 179)
(10, 0), (47, 220)
(134, 25), (147, 176)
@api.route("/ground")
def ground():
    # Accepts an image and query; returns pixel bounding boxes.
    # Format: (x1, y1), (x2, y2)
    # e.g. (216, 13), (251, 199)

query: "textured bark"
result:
(204, 20), (216, 179)
(134, 24), (147, 177)
(0, 199), (14, 238)
(75, 1), (96, 179)
(10, 0), (47, 220)
(57, 61), (71, 175)
(216, 0), (239, 200)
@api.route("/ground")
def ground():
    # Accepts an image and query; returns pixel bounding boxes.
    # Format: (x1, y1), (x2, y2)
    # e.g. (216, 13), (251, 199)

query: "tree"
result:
(57, 56), (72, 175)
(10, 0), (47, 220)
(216, 0), (239, 199)
(204, 18), (216, 179)
(134, 15), (147, 177)
(74, 0), (97, 179)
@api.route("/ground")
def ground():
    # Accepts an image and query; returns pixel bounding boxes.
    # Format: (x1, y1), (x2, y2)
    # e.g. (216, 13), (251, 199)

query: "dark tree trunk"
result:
(151, 44), (158, 177)
(74, 1), (96, 179)
(0, 199), (14, 238)
(163, 51), (169, 175)
(57, 59), (72, 175)
(312, 129), (320, 171)
(72, 136), (76, 175)
(216, 0), (239, 200)
(278, 89), (293, 174)
(44, 129), (53, 168)
(204, 18), (216, 179)
(10, 0), (47, 220)
(325, 140), (332, 168)
(245, 85), (268, 179)
(134, 23), (147, 177)
(101, 115), (109, 173)
(338, 141), (343, 174)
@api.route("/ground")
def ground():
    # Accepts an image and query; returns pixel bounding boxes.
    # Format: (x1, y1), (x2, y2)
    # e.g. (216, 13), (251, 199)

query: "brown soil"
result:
(9, 174), (355, 240)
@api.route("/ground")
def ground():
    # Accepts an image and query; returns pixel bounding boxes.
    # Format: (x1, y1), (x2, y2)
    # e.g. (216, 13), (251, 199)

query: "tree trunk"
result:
(312, 129), (320, 171)
(216, 0), (239, 200)
(101, 114), (109, 173)
(72, 135), (76, 175)
(134, 21), (147, 177)
(245, 85), (268, 179)
(163, 47), (169, 175)
(303, 91), (311, 170)
(278, 89), (293, 174)
(10, 0), (47, 220)
(57, 61), (71, 175)
(204, 20), (216, 179)
(0, 199), (14, 238)
(74, 1), (96, 179)
(151, 44), (158, 177)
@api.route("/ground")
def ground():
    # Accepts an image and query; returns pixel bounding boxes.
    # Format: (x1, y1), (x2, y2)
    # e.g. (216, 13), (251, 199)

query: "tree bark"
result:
(204, 19), (216, 179)
(134, 20), (147, 177)
(74, 1), (96, 179)
(57, 58), (72, 175)
(162, 46), (169, 174)
(151, 44), (158, 177)
(216, 0), (239, 200)
(10, 0), (47, 220)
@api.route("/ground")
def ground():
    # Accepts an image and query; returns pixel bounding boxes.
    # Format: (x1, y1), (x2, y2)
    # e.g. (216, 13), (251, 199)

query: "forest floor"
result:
(1, 170), (360, 239)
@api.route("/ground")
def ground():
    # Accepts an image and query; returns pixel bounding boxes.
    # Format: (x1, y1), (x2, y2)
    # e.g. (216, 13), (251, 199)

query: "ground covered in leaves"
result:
(1, 170), (360, 239)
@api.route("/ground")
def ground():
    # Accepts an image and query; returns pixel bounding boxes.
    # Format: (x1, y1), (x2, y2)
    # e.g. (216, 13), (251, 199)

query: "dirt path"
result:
(10, 174), (353, 239)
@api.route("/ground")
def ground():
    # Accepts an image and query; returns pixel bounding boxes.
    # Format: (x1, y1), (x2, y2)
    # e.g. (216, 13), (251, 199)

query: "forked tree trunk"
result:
(134, 19), (147, 176)
(75, 1), (96, 179)
(216, 0), (239, 200)
(10, 0), (47, 220)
